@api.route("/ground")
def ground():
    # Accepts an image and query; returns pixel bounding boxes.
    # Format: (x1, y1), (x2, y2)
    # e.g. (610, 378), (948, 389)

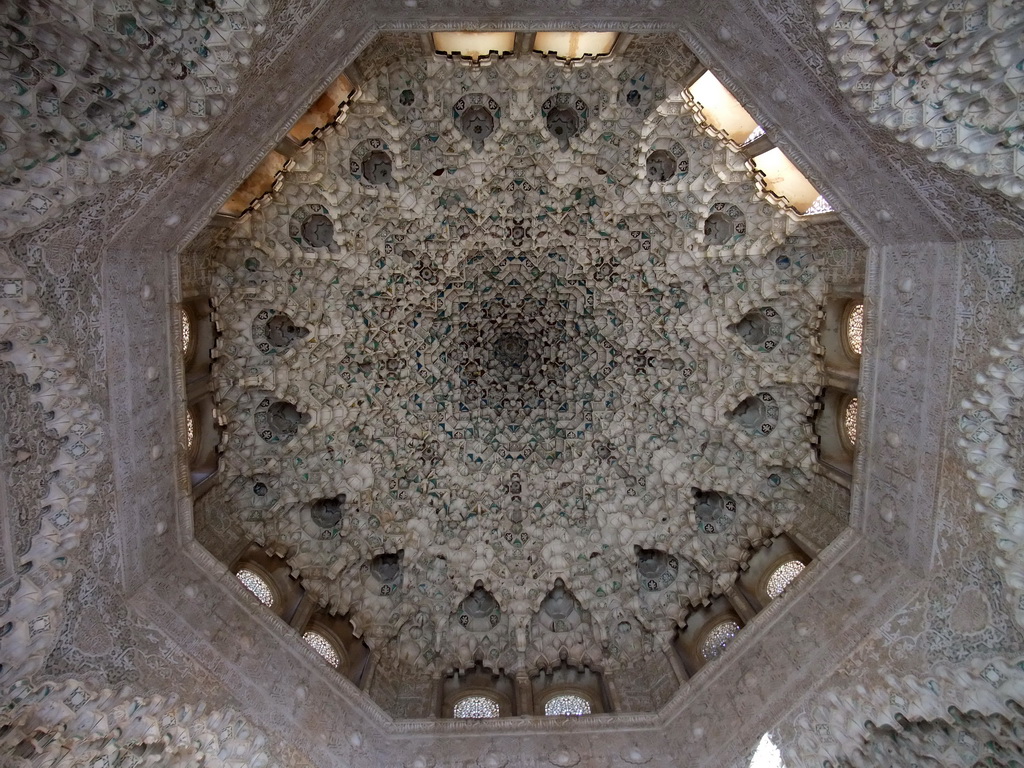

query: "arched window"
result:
(765, 560), (805, 600)
(186, 407), (197, 456)
(453, 694), (500, 719)
(303, 630), (340, 667)
(544, 693), (592, 716)
(700, 619), (740, 661)
(844, 301), (863, 358)
(236, 568), (275, 607)
(842, 396), (859, 447)
(181, 307), (195, 363)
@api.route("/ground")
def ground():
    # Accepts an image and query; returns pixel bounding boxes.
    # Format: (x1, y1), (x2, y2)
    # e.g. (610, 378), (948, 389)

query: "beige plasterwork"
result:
(1, 2), (1023, 767)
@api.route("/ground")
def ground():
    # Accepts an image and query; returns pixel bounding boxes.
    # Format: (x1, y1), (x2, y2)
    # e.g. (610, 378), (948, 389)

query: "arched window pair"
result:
(180, 302), (219, 494)
(233, 563), (353, 674)
(815, 298), (863, 485)
(452, 692), (593, 719)
(841, 300), (863, 448)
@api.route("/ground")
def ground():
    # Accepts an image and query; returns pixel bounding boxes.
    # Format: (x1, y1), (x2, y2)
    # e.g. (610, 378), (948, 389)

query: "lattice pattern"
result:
(236, 569), (274, 607)
(803, 195), (833, 216)
(844, 398), (859, 446)
(701, 620), (739, 660)
(765, 560), (805, 599)
(182, 309), (193, 357)
(544, 694), (591, 716)
(846, 303), (863, 356)
(453, 695), (500, 719)
(186, 409), (196, 453)
(303, 631), (340, 667)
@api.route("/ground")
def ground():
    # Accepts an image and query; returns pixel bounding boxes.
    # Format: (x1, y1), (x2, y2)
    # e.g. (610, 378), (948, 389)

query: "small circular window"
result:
(843, 301), (863, 358)
(303, 630), (340, 667)
(765, 560), (805, 600)
(236, 568), (274, 607)
(453, 695), (500, 719)
(842, 396), (859, 447)
(544, 693), (591, 716)
(700, 619), (739, 661)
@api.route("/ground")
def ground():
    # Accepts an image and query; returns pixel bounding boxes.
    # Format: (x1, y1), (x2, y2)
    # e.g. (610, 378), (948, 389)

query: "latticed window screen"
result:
(186, 408), (196, 453)
(544, 694), (591, 716)
(181, 308), (193, 356)
(236, 569), (274, 607)
(303, 631), (340, 667)
(701, 620), (739, 660)
(765, 560), (805, 599)
(844, 397), (859, 445)
(846, 302), (863, 356)
(453, 695), (500, 719)
(803, 195), (834, 215)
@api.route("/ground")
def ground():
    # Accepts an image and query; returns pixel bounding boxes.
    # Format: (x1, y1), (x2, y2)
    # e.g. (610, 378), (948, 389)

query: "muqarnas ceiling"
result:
(208, 44), (834, 701)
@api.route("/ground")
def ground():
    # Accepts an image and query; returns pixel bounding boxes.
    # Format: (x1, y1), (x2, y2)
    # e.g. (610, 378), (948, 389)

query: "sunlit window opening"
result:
(743, 124), (766, 145)
(686, 71), (761, 145)
(846, 302), (864, 356)
(843, 397), (859, 446)
(765, 560), (805, 599)
(533, 31), (618, 61)
(303, 630), (340, 667)
(701, 620), (739, 660)
(749, 733), (787, 768)
(803, 195), (834, 216)
(453, 695), (500, 719)
(544, 693), (591, 716)
(218, 150), (289, 217)
(432, 31), (516, 61)
(749, 148), (824, 215)
(237, 568), (274, 607)
(181, 308), (193, 357)
(287, 73), (357, 145)
(186, 408), (196, 454)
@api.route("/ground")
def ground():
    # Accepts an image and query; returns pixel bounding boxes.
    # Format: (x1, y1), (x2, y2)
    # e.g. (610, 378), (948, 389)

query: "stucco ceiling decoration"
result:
(817, 0), (1024, 202)
(0, 0), (269, 239)
(209, 38), (832, 689)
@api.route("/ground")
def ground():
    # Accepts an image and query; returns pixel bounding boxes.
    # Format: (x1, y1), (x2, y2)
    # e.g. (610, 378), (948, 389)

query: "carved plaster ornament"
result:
(210, 52), (825, 683)
(264, 313), (310, 348)
(311, 495), (345, 528)
(645, 149), (677, 182)
(300, 213), (335, 248)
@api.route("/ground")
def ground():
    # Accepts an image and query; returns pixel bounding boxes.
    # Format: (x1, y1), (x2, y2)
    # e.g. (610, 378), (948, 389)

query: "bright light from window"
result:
(744, 125), (766, 144)
(186, 408), (196, 454)
(765, 560), (805, 599)
(237, 568), (274, 607)
(533, 31), (618, 61)
(686, 70), (760, 145)
(844, 397), (859, 446)
(454, 695), (500, 719)
(288, 73), (356, 145)
(181, 308), (192, 356)
(432, 31), (516, 61)
(846, 302), (863, 356)
(749, 733), (786, 768)
(750, 148), (823, 214)
(803, 195), (834, 215)
(544, 693), (591, 716)
(218, 150), (289, 217)
(701, 620), (739, 660)
(303, 630), (340, 667)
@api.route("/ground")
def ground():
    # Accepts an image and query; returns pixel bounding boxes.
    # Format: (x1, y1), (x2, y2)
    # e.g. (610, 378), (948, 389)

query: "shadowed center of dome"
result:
(492, 331), (530, 368)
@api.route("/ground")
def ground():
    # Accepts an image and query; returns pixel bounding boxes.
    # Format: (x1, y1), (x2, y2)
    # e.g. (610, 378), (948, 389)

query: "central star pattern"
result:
(210, 45), (826, 687)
